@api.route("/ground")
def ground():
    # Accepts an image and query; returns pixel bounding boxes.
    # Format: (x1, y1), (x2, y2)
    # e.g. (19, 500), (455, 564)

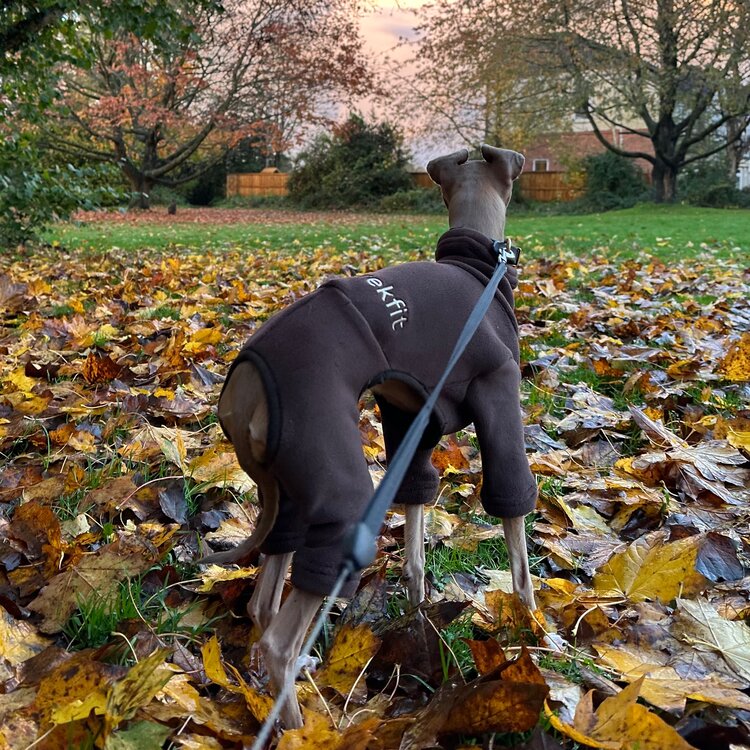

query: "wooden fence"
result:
(226, 171), (436, 198)
(226, 170), (290, 197)
(226, 169), (585, 202)
(518, 171), (585, 202)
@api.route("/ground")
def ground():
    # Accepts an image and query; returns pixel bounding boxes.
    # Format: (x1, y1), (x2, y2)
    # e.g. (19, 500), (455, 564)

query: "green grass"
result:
(45, 203), (749, 261)
(63, 567), (213, 652)
(509, 203), (750, 260)
(425, 536), (511, 590)
(46, 217), (440, 259)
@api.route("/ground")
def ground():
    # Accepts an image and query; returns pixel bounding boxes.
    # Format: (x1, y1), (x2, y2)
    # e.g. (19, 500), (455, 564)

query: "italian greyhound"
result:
(202, 144), (537, 728)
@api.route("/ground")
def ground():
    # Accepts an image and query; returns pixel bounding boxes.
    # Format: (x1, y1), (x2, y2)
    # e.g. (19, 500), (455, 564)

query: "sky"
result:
(358, 0), (424, 58)
(354, 0), (453, 167)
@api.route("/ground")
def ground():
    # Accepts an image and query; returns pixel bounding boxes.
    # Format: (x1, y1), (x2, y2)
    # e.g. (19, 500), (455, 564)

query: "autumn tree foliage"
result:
(49, 0), (372, 208)
(390, 0), (571, 153)
(540, 0), (750, 202)
(406, 0), (750, 203)
(0, 1), (219, 242)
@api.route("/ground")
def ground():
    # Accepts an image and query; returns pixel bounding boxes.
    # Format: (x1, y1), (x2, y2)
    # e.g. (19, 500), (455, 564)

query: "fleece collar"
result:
(434, 227), (520, 330)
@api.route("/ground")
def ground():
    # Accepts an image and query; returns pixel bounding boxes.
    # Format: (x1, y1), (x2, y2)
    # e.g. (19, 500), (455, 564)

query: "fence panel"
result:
(226, 170), (584, 202)
(226, 172), (290, 197)
(518, 171), (585, 202)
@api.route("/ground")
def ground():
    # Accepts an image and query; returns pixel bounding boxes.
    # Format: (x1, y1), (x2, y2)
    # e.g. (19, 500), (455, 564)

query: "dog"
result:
(202, 144), (537, 728)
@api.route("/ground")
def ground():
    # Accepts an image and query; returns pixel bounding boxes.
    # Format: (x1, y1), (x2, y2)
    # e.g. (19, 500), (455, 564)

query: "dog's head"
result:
(426, 144), (524, 240)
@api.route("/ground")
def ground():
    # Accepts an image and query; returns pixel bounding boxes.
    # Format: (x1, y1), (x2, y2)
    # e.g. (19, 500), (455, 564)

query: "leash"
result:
(250, 237), (519, 748)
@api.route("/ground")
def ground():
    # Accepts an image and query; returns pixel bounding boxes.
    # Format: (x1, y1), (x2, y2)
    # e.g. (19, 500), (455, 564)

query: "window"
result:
(532, 159), (550, 172)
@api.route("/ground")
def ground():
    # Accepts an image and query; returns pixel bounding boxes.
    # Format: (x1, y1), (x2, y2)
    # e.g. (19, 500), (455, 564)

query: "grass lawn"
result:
(46, 203), (750, 261)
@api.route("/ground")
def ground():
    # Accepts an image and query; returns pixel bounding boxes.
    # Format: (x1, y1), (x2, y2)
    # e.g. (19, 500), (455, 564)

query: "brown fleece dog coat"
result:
(221, 227), (537, 596)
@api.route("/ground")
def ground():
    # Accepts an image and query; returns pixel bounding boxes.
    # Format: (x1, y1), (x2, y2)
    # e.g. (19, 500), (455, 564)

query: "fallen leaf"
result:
(593, 533), (706, 603)
(673, 598), (750, 683)
(316, 622), (382, 700)
(547, 677), (694, 749)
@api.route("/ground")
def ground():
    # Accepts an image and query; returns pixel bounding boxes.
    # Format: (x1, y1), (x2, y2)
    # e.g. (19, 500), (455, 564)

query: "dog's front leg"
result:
(403, 504), (426, 607)
(502, 515), (535, 610)
(247, 552), (293, 633)
(259, 587), (324, 728)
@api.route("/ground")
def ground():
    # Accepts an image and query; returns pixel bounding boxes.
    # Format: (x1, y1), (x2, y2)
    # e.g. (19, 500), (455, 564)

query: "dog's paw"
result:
(295, 654), (319, 675)
(543, 631), (567, 653)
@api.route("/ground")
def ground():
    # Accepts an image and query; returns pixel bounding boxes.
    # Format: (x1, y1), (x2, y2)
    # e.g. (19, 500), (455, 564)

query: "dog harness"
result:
(223, 227), (538, 596)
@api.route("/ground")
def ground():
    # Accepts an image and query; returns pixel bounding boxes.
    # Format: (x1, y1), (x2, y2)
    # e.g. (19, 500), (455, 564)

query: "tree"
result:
(543, 0), (750, 202)
(406, 0), (750, 203)
(288, 113), (412, 208)
(389, 0), (570, 152)
(48, 0), (371, 208)
(0, 1), (217, 242)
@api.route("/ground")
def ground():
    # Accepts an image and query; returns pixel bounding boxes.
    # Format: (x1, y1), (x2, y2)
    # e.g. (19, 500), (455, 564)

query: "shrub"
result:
(0, 132), (122, 247)
(679, 159), (750, 208)
(377, 188), (444, 213)
(183, 161), (226, 206)
(288, 114), (412, 209)
(580, 151), (648, 210)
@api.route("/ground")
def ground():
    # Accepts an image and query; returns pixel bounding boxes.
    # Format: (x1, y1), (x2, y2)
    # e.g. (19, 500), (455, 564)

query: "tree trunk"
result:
(127, 174), (154, 210)
(651, 161), (678, 203)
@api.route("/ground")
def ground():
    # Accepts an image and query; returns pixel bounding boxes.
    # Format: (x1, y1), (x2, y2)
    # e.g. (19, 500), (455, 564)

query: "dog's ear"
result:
(481, 144), (525, 181)
(426, 148), (469, 185)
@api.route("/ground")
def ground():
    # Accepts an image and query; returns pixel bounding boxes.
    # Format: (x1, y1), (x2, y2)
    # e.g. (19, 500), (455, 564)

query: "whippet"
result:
(202, 144), (537, 728)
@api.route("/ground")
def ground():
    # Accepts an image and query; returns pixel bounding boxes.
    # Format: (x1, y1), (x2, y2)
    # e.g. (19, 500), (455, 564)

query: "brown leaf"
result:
(28, 534), (160, 633)
(401, 649), (549, 747)
(464, 638), (506, 675)
(82, 351), (122, 384)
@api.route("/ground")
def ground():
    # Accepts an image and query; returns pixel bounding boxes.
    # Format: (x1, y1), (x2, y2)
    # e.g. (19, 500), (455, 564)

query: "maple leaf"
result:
(547, 677), (695, 749)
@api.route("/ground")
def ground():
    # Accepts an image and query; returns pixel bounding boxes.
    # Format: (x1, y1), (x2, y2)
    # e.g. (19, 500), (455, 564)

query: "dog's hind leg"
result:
(403, 504), (426, 607)
(259, 587), (323, 728)
(502, 516), (535, 609)
(247, 551), (293, 633)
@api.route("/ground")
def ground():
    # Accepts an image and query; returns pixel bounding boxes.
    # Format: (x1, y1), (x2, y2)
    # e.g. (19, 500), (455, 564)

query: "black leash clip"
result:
(493, 238), (520, 265)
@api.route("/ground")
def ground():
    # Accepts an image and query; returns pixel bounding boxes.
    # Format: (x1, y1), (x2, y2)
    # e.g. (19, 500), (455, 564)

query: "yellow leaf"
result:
(590, 678), (693, 749)
(614, 454), (667, 486)
(547, 678), (695, 749)
(719, 332), (750, 382)
(196, 565), (259, 593)
(316, 623), (381, 698)
(172, 734), (225, 750)
(191, 327), (223, 345)
(97, 323), (120, 341)
(593, 533), (706, 603)
(4, 368), (36, 394)
(201, 636), (274, 721)
(277, 710), (339, 750)
(38, 655), (121, 725)
(0, 605), (51, 666)
(424, 507), (461, 541)
(545, 702), (618, 749)
(715, 416), (750, 454)
(104, 649), (173, 734)
(188, 447), (254, 493)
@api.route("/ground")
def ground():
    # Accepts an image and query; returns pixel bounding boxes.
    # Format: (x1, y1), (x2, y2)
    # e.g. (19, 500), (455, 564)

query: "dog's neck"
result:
(446, 192), (507, 241)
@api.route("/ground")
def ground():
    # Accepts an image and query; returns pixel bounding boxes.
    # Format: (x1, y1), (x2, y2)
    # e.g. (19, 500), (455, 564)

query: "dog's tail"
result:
(197, 481), (279, 565)
(198, 359), (278, 566)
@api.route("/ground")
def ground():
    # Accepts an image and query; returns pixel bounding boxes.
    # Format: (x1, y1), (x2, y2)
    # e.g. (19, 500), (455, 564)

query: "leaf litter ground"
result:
(0, 210), (749, 749)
